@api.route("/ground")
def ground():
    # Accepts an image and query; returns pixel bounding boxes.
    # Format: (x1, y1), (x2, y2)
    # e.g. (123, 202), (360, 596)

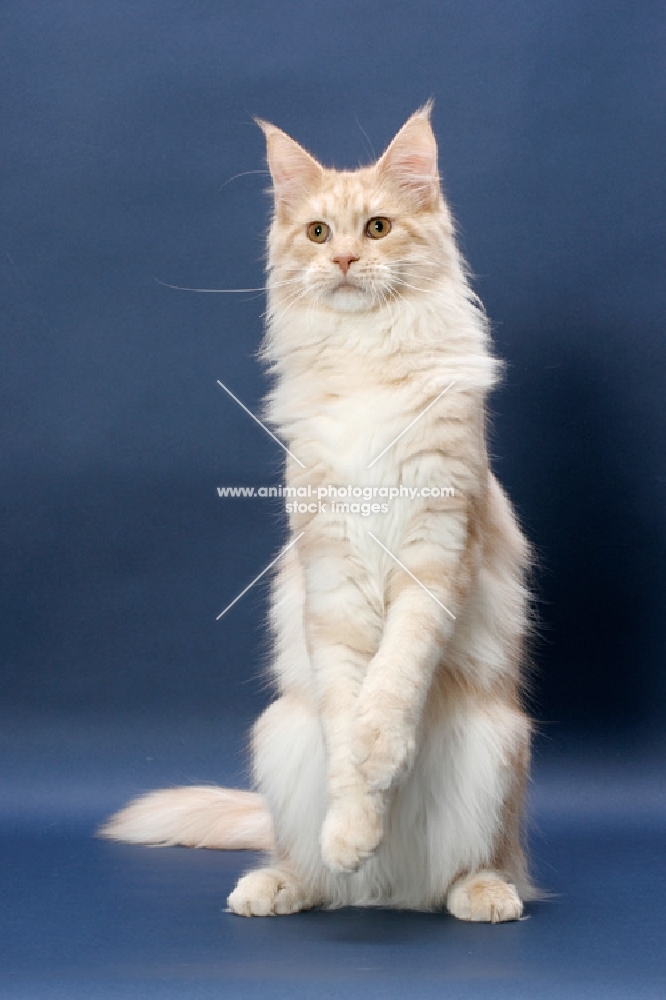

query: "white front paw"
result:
(320, 794), (384, 874)
(352, 701), (415, 792)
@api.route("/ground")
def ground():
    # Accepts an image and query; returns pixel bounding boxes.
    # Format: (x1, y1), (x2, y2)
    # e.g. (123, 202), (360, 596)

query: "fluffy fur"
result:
(100, 105), (535, 921)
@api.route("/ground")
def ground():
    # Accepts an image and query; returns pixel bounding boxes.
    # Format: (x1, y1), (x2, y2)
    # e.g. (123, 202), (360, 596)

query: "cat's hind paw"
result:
(446, 871), (523, 923)
(227, 867), (314, 917)
(320, 794), (384, 874)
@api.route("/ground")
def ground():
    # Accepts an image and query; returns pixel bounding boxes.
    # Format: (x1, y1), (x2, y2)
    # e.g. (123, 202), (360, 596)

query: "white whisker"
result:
(154, 277), (265, 294)
(154, 276), (302, 295)
(217, 168), (270, 193)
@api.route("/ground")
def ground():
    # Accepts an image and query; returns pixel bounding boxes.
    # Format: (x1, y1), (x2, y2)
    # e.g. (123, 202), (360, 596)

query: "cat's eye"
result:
(307, 221), (330, 244)
(365, 217), (392, 239)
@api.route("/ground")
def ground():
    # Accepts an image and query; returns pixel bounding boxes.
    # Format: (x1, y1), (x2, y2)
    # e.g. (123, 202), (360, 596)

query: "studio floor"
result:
(2, 716), (665, 999)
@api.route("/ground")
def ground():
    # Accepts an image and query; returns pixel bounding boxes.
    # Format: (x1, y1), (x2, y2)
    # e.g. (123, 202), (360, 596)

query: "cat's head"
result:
(258, 105), (457, 316)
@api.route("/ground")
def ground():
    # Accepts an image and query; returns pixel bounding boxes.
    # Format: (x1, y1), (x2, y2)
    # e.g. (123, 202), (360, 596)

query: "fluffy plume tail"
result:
(97, 787), (274, 851)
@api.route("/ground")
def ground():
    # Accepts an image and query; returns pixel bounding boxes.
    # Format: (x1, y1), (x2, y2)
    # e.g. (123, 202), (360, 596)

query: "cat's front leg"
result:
(352, 662), (420, 792)
(301, 541), (386, 873)
(353, 522), (468, 792)
(311, 647), (387, 874)
(319, 781), (386, 874)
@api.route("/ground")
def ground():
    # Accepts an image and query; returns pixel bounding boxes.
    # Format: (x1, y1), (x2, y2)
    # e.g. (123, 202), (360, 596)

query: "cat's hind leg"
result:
(227, 866), (319, 917)
(227, 695), (326, 917)
(446, 870), (523, 923)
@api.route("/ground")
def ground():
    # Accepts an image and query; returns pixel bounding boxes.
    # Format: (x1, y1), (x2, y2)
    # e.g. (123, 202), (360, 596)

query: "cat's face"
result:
(260, 106), (454, 316)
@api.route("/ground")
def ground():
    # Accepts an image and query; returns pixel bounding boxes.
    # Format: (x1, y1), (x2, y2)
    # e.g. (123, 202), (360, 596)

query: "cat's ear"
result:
(375, 102), (439, 209)
(256, 120), (323, 216)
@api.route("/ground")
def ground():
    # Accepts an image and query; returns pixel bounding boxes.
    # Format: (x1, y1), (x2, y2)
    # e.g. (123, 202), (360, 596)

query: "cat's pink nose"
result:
(332, 254), (360, 275)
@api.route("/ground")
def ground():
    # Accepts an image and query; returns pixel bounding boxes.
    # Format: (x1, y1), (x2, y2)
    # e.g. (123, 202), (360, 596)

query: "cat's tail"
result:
(97, 787), (274, 851)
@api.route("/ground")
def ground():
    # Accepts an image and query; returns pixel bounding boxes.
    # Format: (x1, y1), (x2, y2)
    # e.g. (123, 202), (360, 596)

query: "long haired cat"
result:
(100, 104), (536, 922)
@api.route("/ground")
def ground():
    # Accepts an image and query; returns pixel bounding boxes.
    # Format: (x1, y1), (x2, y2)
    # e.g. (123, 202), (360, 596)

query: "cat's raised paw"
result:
(320, 794), (384, 874)
(352, 703), (415, 792)
(227, 867), (313, 917)
(446, 871), (523, 923)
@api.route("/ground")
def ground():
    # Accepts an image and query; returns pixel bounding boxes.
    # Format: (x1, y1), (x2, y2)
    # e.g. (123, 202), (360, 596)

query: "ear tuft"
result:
(376, 104), (439, 208)
(255, 119), (323, 215)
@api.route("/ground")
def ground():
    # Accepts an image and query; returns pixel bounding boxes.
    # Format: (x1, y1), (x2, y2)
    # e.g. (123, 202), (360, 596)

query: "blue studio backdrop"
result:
(2, 2), (666, 998)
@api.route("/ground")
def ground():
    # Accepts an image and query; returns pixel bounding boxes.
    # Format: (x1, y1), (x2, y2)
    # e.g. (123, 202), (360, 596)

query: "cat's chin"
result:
(326, 284), (375, 314)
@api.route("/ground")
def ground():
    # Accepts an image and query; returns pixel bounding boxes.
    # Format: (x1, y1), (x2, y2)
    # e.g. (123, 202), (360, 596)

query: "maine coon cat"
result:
(100, 105), (535, 922)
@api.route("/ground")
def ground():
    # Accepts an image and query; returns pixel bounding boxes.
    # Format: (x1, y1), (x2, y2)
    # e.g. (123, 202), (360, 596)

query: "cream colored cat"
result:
(100, 105), (535, 922)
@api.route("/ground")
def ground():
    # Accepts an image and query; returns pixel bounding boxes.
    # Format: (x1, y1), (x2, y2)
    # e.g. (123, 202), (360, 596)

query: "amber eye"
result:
(365, 217), (391, 239)
(307, 221), (330, 243)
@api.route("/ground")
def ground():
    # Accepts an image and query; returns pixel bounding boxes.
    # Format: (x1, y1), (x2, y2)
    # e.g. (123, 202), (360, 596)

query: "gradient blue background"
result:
(2, 1), (665, 996)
